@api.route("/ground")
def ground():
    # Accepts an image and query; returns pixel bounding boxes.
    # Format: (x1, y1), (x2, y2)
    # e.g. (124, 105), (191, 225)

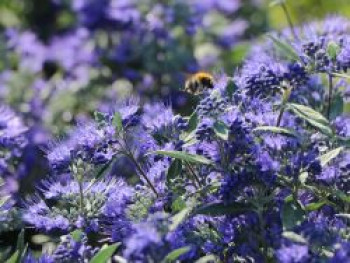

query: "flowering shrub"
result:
(1, 1), (350, 263)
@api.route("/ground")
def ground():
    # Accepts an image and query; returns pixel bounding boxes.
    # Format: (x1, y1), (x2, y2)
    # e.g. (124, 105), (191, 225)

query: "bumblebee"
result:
(184, 72), (214, 95)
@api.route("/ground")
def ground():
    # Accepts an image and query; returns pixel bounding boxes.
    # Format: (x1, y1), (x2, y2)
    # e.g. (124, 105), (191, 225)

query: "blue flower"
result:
(276, 244), (309, 263)
(23, 178), (131, 232)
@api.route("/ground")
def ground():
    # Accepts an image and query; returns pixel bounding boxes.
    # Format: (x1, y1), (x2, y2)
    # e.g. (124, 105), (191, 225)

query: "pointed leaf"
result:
(95, 156), (117, 180)
(330, 93), (344, 119)
(0, 195), (10, 207)
(167, 159), (182, 184)
(327, 41), (340, 61)
(225, 79), (237, 98)
(267, 35), (300, 61)
(70, 229), (83, 242)
(282, 200), (305, 230)
(253, 126), (298, 137)
(334, 190), (350, 203)
(112, 112), (123, 133)
(89, 243), (121, 263)
(162, 246), (191, 263)
(187, 112), (198, 133)
(288, 103), (333, 136)
(5, 251), (19, 263)
(336, 214), (350, 220)
(150, 150), (212, 165)
(331, 72), (350, 80)
(282, 231), (307, 244)
(195, 255), (218, 263)
(170, 207), (191, 231)
(305, 201), (327, 211)
(193, 202), (253, 216)
(213, 121), (229, 140)
(94, 111), (107, 128)
(318, 147), (344, 167)
(16, 229), (25, 253)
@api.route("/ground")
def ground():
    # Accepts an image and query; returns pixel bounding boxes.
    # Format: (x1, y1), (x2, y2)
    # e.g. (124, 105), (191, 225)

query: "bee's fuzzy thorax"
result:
(184, 72), (214, 95)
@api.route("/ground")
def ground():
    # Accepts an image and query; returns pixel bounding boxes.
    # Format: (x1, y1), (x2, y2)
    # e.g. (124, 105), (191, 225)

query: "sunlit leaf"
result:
(71, 229), (83, 242)
(318, 147), (344, 167)
(287, 103), (333, 136)
(170, 207), (192, 231)
(253, 126), (298, 137)
(162, 246), (191, 263)
(112, 111), (123, 133)
(195, 255), (219, 263)
(327, 41), (340, 60)
(282, 231), (307, 244)
(89, 243), (121, 263)
(305, 201), (327, 211)
(150, 150), (213, 165)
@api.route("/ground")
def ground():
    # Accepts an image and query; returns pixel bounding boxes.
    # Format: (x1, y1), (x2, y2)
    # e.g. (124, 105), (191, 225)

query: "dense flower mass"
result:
(0, 1), (350, 262)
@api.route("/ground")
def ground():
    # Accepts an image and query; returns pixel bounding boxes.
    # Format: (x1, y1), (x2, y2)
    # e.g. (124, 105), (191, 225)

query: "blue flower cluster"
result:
(1, 3), (350, 263)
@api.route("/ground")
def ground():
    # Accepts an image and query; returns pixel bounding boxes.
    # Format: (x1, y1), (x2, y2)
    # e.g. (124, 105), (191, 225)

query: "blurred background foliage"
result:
(1, 0), (350, 32)
(0, 0), (349, 136)
(268, 0), (350, 29)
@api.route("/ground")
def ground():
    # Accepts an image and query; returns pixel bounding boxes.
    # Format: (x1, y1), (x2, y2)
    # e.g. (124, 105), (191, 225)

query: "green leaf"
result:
(150, 150), (212, 165)
(334, 190), (350, 203)
(213, 121), (229, 140)
(167, 159), (182, 184)
(94, 111), (107, 125)
(344, 102), (350, 114)
(253, 126), (298, 137)
(193, 202), (253, 216)
(330, 93), (344, 120)
(113, 255), (128, 263)
(282, 231), (307, 244)
(112, 112), (123, 133)
(12, 230), (27, 263)
(0, 195), (10, 207)
(331, 72), (350, 80)
(5, 251), (19, 263)
(327, 41), (340, 61)
(225, 79), (238, 98)
(299, 171), (308, 184)
(95, 156), (117, 180)
(282, 200), (305, 230)
(287, 103), (333, 136)
(336, 214), (350, 220)
(269, 0), (285, 7)
(70, 229), (83, 242)
(195, 255), (218, 263)
(318, 147), (344, 167)
(162, 246), (191, 263)
(267, 35), (300, 61)
(170, 207), (192, 231)
(171, 196), (186, 213)
(89, 243), (121, 263)
(187, 112), (198, 133)
(305, 201), (327, 211)
(16, 229), (25, 254)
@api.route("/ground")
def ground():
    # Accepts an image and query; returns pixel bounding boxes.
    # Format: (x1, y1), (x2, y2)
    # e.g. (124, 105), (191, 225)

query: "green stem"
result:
(127, 152), (159, 197)
(276, 107), (285, 127)
(78, 179), (85, 215)
(185, 161), (201, 188)
(277, 86), (292, 127)
(280, 2), (298, 40)
(327, 74), (333, 120)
